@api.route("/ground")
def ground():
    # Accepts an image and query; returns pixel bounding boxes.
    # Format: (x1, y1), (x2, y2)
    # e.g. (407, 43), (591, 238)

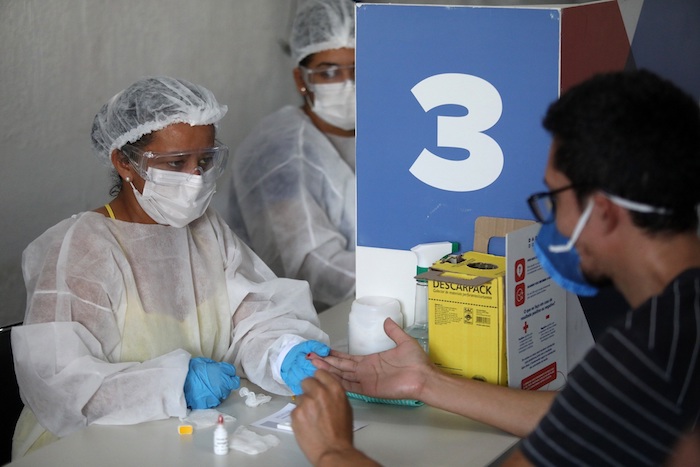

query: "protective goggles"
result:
(301, 64), (355, 85)
(122, 141), (229, 182)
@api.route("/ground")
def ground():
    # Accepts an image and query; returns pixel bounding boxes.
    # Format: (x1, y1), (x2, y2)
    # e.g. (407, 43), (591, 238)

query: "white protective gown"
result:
(228, 106), (356, 310)
(11, 208), (328, 457)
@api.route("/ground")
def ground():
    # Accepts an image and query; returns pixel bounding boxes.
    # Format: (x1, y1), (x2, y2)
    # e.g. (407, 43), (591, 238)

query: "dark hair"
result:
(299, 53), (315, 68)
(544, 69), (700, 233)
(108, 132), (155, 197)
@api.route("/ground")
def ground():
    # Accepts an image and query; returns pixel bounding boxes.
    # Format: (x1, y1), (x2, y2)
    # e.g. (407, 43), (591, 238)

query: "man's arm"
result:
(313, 318), (555, 437)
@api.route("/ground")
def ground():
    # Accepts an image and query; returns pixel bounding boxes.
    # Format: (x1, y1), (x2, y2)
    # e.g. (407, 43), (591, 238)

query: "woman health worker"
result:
(11, 76), (330, 459)
(228, 0), (356, 310)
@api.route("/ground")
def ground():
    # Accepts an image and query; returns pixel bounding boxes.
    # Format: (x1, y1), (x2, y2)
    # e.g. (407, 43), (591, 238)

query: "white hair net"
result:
(289, 0), (356, 65)
(91, 76), (228, 166)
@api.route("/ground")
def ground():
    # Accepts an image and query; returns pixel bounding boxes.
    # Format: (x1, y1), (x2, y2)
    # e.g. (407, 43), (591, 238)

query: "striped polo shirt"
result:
(522, 268), (700, 466)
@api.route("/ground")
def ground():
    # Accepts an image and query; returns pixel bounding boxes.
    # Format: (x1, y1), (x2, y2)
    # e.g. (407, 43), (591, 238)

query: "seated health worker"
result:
(11, 76), (330, 459)
(228, 0), (356, 311)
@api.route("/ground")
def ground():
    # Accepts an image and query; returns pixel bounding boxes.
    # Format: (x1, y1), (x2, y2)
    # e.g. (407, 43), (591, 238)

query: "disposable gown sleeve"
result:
(231, 107), (355, 309)
(213, 212), (330, 395)
(12, 325), (189, 437)
(13, 218), (190, 439)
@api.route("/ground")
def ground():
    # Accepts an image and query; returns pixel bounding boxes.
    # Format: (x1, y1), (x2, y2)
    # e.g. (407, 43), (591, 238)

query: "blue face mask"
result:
(534, 193), (670, 297)
(534, 216), (598, 297)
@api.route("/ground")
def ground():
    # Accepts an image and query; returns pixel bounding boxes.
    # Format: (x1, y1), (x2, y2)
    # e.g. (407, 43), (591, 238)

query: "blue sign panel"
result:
(356, 5), (560, 252)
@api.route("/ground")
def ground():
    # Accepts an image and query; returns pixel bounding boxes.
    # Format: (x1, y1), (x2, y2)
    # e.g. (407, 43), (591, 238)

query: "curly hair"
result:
(544, 70), (700, 233)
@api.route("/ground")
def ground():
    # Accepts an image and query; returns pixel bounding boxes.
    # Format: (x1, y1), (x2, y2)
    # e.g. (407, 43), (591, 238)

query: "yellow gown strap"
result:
(104, 203), (116, 220)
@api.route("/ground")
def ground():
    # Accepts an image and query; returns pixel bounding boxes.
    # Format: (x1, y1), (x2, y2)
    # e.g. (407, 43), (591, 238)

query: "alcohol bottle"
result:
(405, 241), (459, 353)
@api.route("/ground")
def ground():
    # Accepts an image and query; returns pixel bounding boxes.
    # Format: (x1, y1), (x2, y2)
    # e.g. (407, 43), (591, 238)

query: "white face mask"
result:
(130, 167), (216, 228)
(308, 81), (356, 131)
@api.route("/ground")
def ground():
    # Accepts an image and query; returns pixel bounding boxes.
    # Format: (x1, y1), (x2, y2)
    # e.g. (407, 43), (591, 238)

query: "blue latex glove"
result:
(184, 357), (240, 409)
(280, 340), (331, 395)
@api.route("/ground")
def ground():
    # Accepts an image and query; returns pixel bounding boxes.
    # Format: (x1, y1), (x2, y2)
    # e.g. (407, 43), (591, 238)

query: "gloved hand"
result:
(280, 340), (331, 395)
(184, 357), (240, 409)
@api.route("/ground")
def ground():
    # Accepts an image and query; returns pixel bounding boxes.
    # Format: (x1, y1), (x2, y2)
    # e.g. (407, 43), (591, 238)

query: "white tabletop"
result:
(7, 299), (518, 467)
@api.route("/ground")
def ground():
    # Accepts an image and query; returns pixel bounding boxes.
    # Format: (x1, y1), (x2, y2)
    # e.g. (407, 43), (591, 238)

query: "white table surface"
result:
(7, 299), (518, 467)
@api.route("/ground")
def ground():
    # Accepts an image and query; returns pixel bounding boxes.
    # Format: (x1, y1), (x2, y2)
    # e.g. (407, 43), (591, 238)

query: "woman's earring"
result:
(300, 87), (307, 94)
(125, 176), (131, 183)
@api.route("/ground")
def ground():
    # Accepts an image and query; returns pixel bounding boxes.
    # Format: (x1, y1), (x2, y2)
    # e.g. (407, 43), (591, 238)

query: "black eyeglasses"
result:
(527, 185), (575, 224)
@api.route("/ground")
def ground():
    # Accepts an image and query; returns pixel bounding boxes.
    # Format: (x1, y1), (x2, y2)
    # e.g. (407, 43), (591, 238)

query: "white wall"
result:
(0, 0), (641, 326)
(0, 0), (302, 325)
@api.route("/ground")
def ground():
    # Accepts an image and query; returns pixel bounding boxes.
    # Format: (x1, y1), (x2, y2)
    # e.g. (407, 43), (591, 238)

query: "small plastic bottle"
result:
(213, 414), (229, 455)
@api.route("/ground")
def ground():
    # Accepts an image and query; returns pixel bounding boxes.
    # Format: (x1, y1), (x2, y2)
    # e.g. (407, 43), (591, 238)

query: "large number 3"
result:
(410, 73), (504, 192)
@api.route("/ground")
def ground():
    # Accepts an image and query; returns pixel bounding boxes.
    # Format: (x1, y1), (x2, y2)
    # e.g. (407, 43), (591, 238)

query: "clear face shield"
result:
(122, 141), (229, 183)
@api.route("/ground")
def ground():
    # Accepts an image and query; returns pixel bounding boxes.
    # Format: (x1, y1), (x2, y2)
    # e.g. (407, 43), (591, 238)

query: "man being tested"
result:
(291, 70), (700, 466)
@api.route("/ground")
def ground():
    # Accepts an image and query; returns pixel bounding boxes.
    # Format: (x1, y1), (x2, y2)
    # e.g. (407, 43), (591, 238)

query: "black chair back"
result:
(0, 323), (24, 465)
